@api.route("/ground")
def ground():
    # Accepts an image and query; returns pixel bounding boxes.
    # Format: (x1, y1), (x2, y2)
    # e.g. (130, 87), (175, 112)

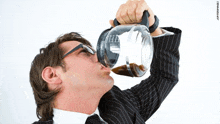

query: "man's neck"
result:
(53, 89), (103, 115)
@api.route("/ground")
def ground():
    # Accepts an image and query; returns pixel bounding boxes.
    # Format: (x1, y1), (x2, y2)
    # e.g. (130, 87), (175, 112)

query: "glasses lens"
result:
(83, 45), (95, 54)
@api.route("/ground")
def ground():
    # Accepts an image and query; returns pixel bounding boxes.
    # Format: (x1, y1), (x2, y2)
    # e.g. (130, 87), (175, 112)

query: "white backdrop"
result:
(0, 0), (220, 123)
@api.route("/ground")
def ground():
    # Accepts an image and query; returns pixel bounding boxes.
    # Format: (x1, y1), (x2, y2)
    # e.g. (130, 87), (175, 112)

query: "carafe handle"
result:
(113, 10), (150, 28)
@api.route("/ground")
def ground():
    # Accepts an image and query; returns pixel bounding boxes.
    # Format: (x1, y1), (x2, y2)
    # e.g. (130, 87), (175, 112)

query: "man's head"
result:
(29, 32), (114, 121)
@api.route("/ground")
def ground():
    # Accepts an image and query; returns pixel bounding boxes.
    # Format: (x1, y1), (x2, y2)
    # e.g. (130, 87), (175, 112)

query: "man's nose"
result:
(92, 52), (110, 68)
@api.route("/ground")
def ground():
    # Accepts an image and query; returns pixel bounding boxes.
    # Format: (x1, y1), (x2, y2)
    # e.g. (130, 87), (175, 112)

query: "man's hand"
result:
(109, 0), (162, 36)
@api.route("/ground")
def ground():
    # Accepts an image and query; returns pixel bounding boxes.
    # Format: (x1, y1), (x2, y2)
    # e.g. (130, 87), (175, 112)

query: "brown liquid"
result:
(111, 63), (146, 77)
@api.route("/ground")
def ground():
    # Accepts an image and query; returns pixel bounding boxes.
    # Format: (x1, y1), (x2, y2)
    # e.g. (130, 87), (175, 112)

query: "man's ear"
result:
(42, 66), (62, 85)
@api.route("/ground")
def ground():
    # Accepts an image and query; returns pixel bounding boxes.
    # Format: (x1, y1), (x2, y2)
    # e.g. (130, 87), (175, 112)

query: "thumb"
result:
(109, 20), (115, 27)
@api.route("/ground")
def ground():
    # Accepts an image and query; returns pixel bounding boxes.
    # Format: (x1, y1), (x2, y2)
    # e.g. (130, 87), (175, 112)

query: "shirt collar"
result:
(53, 108), (101, 124)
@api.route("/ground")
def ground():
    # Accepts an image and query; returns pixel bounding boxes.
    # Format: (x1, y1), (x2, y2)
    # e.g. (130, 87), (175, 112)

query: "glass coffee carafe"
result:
(96, 10), (153, 77)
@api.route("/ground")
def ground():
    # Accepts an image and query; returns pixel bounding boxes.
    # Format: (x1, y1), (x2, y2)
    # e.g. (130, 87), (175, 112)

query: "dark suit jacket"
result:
(33, 27), (182, 124)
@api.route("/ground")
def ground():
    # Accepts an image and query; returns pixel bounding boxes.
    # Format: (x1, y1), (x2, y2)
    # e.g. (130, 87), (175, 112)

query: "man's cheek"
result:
(65, 72), (82, 85)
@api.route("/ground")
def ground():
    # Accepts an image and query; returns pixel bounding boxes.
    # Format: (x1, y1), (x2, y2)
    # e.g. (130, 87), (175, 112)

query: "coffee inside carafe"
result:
(111, 63), (146, 77)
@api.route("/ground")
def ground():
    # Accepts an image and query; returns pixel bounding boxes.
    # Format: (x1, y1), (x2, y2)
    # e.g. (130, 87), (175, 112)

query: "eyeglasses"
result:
(62, 44), (96, 59)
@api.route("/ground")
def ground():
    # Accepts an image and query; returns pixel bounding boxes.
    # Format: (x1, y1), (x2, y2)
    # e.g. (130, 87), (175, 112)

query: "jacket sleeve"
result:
(122, 27), (182, 121)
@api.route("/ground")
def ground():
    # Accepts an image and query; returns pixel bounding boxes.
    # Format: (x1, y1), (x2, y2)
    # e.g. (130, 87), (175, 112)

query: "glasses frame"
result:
(62, 44), (96, 59)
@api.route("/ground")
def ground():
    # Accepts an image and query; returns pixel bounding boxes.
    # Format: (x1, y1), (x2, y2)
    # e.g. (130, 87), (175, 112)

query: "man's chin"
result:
(104, 76), (114, 87)
(106, 79), (114, 91)
(107, 77), (114, 84)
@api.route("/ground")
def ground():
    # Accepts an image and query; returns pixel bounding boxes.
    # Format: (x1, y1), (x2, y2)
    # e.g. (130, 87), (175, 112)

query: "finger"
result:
(120, 8), (133, 24)
(137, 1), (155, 26)
(136, 1), (147, 23)
(109, 20), (115, 27)
(127, 3), (137, 23)
(116, 4), (126, 24)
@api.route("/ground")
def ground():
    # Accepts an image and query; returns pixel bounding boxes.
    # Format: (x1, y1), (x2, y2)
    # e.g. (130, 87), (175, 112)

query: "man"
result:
(30, 0), (182, 123)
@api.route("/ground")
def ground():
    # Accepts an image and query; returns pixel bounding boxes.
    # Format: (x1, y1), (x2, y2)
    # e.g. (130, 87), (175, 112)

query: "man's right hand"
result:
(109, 0), (163, 36)
(109, 0), (155, 26)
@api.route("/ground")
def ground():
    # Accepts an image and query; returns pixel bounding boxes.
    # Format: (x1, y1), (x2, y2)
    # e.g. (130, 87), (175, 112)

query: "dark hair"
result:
(29, 32), (92, 121)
